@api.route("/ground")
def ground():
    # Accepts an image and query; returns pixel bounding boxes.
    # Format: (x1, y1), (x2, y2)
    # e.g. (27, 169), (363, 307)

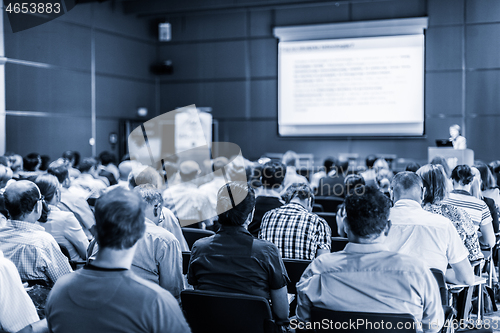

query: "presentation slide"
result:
(278, 34), (425, 136)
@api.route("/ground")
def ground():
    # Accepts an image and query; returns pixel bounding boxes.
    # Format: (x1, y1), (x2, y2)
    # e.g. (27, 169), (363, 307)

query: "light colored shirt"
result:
(199, 176), (228, 210)
(0, 250), (40, 332)
(387, 199), (469, 272)
(38, 205), (89, 261)
(296, 243), (444, 333)
(131, 218), (184, 299)
(282, 167), (309, 191)
(163, 182), (214, 225)
(0, 220), (72, 284)
(59, 187), (95, 240)
(451, 135), (466, 149)
(443, 190), (493, 228)
(71, 173), (107, 198)
(159, 208), (189, 252)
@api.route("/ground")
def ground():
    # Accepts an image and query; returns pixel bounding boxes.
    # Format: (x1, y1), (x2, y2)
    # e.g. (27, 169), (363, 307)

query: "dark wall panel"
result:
(351, 0), (426, 21)
(428, 0), (464, 26)
(466, 116), (500, 160)
(466, 0), (500, 24)
(249, 10), (273, 37)
(6, 115), (92, 159)
(250, 80), (277, 119)
(425, 72), (463, 116)
(466, 70), (500, 115)
(425, 26), (463, 71)
(466, 24), (500, 69)
(5, 64), (91, 114)
(274, 3), (349, 26)
(95, 118), (120, 156)
(250, 38), (277, 78)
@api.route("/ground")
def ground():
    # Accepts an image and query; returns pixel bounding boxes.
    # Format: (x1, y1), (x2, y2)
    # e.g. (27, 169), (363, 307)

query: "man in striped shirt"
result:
(259, 184), (331, 260)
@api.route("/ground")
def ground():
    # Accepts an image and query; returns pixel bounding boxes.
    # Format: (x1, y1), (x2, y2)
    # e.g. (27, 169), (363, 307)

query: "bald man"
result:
(0, 180), (72, 285)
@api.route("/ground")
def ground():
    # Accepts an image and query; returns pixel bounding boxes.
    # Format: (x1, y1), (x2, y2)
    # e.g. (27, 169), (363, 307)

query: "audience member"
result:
(0, 164), (13, 190)
(35, 174), (89, 261)
(335, 174), (366, 237)
(259, 184), (331, 259)
(6, 154), (23, 180)
(0, 180), (72, 284)
(131, 186), (183, 300)
(309, 157), (335, 191)
(39, 155), (51, 172)
(98, 151), (119, 185)
(188, 182), (289, 325)
(199, 157), (230, 212)
(360, 154), (378, 187)
(386, 172), (474, 285)
(0, 249), (48, 333)
(430, 156), (451, 178)
(417, 164), (483, 262)
(248, 161), (286, 237)
(162, 155), (181, 187)
(20, 153), (43, 181)
(281, 150), (308, 190)
(316, 158), (349, 197)
(45, 188), (191, 333)
(61, 150), (81, 180)
(48, 159), (96, 239)
(476, 163), (500, 233)
(72, 157), (108, 197)
(405, 161), (421, 172)
(162, 160), (214, 227)
(296, 186), (443, 332)
(442, 165), (496, 248)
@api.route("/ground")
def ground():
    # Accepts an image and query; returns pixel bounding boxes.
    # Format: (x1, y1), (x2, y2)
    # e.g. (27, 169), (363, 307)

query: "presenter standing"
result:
(449, 124), (467, 149)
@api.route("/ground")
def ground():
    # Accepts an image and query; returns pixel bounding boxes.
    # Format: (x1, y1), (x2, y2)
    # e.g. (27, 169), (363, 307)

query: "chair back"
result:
(182, 251), (191, 275)
(181, 289), (276, 333)
(310, 307), (418, 332)
(430, 268), (448, 306)
(317, 212), (338, 237)
(331, 237), (348, 252)
(282, 258), (311, 294)
(312, 203), (324, 212)
(314, 196), (344, 213)
(181, 228), (215, 250)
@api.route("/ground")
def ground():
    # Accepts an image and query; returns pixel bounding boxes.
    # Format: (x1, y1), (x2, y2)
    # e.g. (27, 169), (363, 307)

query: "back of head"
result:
(24, 153), (40, 172)
(99, 151), (117, 166)
(217, 182), (255, 226)
(336, 158), (349, 174)
(390, 171), (423, 202)
(134, 166), (164, 188)
(39, 155), (51, 171)
(283, 183), (314, 204)
(4, 180), (40, 220)
(134, 185), (162, 207)
(323, 157), (336, 174)
(430, 156), (451, 178)
(365, 155), (377, 169)
(345, 186), (391, 238)
(8, 155), (23, 173)
(416, 164), (447, 205)
(62, 150), (75, 163)
(405, 162), (421, 173)
(261, 161), (286, 189)
(475, 163), (496, 191)
(118, 161), (133, 180)
(0, 156), (9, 167)
(94, 188), (146, 249)
(282, 150), (298, 167)
(212, 157), (229, 173)
(79, 157), (97, 173)
(0, 165), (13, 189)
(344, 174), (365, 196)
(373, 158), (390, 172)
(179, 160), (200, 182)
(48, 158), (70, 184)
(35, 174), (60, 203)
(451, 165), (474, 186)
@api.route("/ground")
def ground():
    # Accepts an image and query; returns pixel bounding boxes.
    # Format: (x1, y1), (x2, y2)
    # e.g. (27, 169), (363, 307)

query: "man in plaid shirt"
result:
(0, 180), (72, 285)
(259, 183), (331, 260)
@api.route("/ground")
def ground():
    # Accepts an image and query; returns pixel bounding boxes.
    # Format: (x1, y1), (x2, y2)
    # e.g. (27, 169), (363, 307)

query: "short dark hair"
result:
(99, 151), (117, 166)
(35, 174), (60, 203)
(217, 182), (255, 226)
(24, 153), (40, 171)
(344, 185), (391, 238)
(416, 164), (447, 205)
(344, 174), (365, 196)
(475, 163), (496, 191)
(365, 155), (377, 168)
(391, 171), (423, 198)
(79, 158), (98, 173)
(0, 156), (9, 167)
(405, 162), (421, 173)
(283, 183), (314, 204)
(4, 180), (40, 220)
(323, 158), (336, 174)
(261, 161), (286, 189)
(48, 158), (70, 184)
(94, 188), (146, 250)
(451, 165), (474, 186)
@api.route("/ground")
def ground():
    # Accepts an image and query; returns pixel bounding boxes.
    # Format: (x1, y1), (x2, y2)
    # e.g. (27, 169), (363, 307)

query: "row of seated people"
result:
(0, 147), (498, 332)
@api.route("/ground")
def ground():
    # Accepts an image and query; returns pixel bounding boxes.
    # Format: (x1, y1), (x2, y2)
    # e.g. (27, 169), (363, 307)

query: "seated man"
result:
(132, 186), (184, 300)
(188, 182), (289, 324)
(45, 188), (191, 333)
(259, 184), (331, 260)
(0, 180), (72, 285)
(48, 158), (96, 239)
(0, 249), (48, 333)
(71, 157), (108, 197)
(386, 172), (474, 285)
(296, 186), (444, 333)
(281, 151), (308, 190)
(248, 161), (286, 237)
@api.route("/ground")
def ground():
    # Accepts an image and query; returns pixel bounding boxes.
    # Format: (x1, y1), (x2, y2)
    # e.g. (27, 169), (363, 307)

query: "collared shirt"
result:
(296, 243), (444, 333)
(131, 218), (184, 299)
(387, 199), (469, 272)
(59, 187), (96, 240)
(442, 190), (493, 228)
(38, 205), (89, 261)
(199, 176), (228, 210)
(188, 226), (289, 299)
(163, 182), (215, 225)
(259, 203), (331, 260)
(71, 173), (108, 198)
(248, 195), (284, 237)
(0, 250), (40, 332)
(46, 265), (191, 333)
(0, 220), (72, 284)
(159, 207), (190, 252)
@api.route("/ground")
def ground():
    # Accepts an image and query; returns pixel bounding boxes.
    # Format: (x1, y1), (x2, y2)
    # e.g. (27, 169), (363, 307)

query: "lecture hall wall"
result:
(4, 0), (500, 166)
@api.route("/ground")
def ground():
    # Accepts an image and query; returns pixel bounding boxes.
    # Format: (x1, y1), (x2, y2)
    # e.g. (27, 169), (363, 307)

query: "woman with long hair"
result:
(416, 164), (483, 261)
